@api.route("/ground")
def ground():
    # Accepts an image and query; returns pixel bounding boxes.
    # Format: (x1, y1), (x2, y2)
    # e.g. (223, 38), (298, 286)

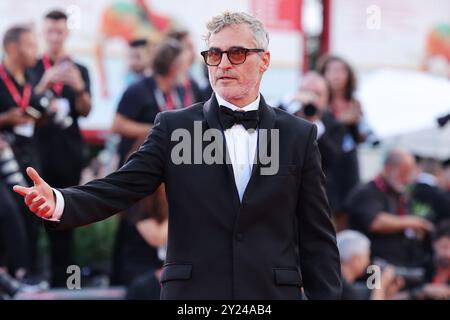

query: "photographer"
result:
(166, 29), (204, 105)
(426, 220), (450, 287)
(317, 55), (377, 224)
(0, 137), (30, 282)
(0, 24), (44, 277)
(411, 158), (450, 225)
(31, 10), (92, 288)
(110, 39), (184, 286)
(280, 72), (328, 133)
(337, 230), (404, 300)
(281, 71), (348, 228)
(392, 220), (450, 300)
(414, 220), (450, 299)
(344, 149), (434, 269)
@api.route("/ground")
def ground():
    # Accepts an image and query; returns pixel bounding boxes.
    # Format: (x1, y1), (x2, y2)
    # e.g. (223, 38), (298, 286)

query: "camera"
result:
(39, 89), (73, 129)
(437, 113), (450, 128)
(0, 134), (27, 187)
(0, 271), (21, 299)
(302, 102), (318, 118)
(373, 258), (425, 284)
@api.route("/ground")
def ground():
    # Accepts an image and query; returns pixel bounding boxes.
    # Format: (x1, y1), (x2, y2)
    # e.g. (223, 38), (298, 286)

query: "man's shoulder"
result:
(347, 180), (382, 203)
(127, 75), (151, 90)
(122, 76), (156, 98)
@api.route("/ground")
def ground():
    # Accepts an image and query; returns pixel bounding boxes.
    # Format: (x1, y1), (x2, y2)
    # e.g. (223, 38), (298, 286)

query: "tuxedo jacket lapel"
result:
(203, 94), (277, 206)
(203, 94), (240, 209)
(244, 95), (277, 199)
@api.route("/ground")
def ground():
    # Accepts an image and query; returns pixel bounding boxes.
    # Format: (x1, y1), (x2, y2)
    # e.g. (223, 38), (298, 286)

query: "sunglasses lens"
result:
(205, 49), (222, 66)
(228, 47), (246, 64)
(203, 47), (252, 66)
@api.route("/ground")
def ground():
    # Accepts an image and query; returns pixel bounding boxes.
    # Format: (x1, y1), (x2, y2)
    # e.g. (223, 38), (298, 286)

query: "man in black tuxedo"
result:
(14, 11), (341, 300)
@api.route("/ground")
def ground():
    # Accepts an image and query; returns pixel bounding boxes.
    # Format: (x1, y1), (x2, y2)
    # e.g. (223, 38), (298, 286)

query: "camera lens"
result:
(437, 114), (450, 128)
(303, 103), (318, 117)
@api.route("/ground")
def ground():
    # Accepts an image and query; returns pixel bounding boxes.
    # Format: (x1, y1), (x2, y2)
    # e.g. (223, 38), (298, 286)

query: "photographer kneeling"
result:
(337, 230), (405, 300)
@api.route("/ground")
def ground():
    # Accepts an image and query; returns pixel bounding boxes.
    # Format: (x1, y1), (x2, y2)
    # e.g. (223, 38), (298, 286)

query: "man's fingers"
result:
(36, 205), (52, 219)
(26, 167), (43, 186)
(24, 191), (39, 206)
(29, 197), (46, 212)
(13, 185), (32, 196)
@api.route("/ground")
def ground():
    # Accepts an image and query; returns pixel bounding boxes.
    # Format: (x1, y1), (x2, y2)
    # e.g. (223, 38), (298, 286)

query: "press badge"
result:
(14, 122), (35, 138)
(53, 98), (70, 123)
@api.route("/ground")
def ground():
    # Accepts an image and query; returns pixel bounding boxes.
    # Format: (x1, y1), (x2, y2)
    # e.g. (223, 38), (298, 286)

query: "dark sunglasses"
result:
(200, 46), (264, 66)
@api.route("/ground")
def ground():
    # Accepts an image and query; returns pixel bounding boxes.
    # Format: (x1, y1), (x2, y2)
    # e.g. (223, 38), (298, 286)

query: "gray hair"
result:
(204, 11), (269, 50)
(337, 230), (371, 262)
(383, 148), (414, 168)
(300, 71), (328, 90)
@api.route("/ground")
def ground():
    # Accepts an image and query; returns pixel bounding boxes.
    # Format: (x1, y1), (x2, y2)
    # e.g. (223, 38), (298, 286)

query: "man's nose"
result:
(217, 52), (232, 69)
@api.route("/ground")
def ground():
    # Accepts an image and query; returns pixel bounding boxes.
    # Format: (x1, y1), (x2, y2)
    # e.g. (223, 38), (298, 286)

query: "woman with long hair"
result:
(317, 55), (370, 229)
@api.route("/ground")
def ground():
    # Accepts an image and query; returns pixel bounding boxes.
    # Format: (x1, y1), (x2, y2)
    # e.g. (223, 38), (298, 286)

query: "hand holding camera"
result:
(380, 266), (405, 299)
(35, 65), (62, 95)
(58, 61), (85, 93)
(37, 59), (84, 94)
(374, 258), (426, 285)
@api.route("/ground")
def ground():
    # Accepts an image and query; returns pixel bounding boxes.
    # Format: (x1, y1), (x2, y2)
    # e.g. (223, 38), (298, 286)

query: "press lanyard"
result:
(0, 64), (32, 112)
(183, 79), (193, 107)
(374, 175), (407, 216)
(154, 88), (182, 111)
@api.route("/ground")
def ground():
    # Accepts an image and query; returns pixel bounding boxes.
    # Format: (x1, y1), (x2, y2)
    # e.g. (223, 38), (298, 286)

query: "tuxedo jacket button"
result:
(235, 233), (243, 241)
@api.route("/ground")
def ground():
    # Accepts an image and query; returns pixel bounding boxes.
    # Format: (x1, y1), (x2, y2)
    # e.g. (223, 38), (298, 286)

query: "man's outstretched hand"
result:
(13, 167), (56, 220)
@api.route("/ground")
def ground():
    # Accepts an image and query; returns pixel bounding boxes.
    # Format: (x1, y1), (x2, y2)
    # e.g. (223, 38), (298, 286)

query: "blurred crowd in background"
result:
(1, 1), (450, 300)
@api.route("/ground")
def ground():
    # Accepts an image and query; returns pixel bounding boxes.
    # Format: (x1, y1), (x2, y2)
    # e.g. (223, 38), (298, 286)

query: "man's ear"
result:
(260, 51), (270, 73)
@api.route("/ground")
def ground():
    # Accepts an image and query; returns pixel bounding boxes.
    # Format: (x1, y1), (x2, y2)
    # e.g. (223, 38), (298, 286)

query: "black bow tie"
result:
(219, 105), (259, 130)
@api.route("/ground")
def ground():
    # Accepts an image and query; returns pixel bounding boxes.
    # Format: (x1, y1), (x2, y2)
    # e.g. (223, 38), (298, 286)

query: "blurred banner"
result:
(251, 0), (302, 31)
(0, 0), (303, 132)
(326, 0), (450, 146)
(329, 0), (450, 73)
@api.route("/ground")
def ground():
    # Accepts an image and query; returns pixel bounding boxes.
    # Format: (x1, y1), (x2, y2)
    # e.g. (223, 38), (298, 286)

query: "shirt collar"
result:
(215, 92), (260, 112)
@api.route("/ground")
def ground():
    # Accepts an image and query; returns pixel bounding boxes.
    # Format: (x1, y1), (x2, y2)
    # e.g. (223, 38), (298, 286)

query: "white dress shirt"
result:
(50, 189), (64, 221)
(50, 92), (261, 221)
(216, 93), (260, 202)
